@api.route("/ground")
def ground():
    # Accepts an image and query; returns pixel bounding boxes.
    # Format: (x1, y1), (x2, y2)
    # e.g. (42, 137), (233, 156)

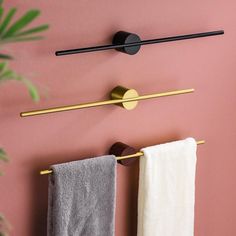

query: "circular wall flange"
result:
(112, 31), (141, 55)
(109, 142), (137, 166)
(110, 85), (139, 110)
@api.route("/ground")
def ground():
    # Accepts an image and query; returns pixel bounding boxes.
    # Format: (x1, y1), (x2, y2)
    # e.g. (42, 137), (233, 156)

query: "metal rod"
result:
(20, 88), (194, 117)
(55, 30), (224, 56)
(40, 140), (205, 175)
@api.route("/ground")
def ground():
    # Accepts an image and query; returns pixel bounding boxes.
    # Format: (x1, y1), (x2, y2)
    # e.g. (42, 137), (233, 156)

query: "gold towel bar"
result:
(40, 140), (205, 175)
(20, 85), (194, 117)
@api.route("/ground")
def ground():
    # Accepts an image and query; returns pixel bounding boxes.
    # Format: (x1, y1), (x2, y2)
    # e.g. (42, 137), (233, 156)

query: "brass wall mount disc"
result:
(110, 85), (139, 110)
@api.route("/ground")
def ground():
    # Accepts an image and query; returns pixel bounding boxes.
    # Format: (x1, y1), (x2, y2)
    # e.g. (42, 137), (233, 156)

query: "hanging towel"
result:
(137, 138), (197, 236)
(47, 155), (117, 236)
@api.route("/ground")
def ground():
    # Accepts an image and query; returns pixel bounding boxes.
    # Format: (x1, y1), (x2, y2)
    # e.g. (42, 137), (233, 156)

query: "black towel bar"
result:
(55, 30), (224, 56)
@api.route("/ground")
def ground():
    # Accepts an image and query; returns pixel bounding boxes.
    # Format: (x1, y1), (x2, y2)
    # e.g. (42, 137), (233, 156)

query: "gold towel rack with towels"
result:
(20, 85), (194, 117)
(40, 140), (205, 175)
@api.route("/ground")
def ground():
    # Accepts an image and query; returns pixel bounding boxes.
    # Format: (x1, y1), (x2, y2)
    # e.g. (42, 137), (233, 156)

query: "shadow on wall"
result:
(30, 167), (48, 235)
(116, 160), (139, 236)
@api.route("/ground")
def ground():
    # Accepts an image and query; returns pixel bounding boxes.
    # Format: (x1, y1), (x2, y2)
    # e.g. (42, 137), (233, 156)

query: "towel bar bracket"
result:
(109, 142), (138, 166)
(112, 31), (141, 55)
(110, 86), (139, 110)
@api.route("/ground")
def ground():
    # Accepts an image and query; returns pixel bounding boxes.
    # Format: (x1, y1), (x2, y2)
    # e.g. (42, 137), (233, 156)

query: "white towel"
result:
(137, 138), (197, 236)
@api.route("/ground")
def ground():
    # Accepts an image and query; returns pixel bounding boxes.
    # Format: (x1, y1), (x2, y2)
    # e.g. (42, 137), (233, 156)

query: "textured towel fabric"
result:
(137, 138), (197, 236)
(47, 155), (117, 236)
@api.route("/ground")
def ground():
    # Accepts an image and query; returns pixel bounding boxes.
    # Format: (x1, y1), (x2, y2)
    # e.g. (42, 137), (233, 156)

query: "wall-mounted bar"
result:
(20, 85), (194, 117)
(55, 30), (224, 56)
(40, 140), (205, 175)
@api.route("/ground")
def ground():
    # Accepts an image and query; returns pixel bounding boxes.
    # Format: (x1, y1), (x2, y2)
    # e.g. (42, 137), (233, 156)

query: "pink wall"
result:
(0, 0), (236, 235)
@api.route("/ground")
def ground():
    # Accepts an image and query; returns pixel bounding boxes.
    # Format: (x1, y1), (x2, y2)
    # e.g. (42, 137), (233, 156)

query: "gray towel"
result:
(47, 155), (117, 236)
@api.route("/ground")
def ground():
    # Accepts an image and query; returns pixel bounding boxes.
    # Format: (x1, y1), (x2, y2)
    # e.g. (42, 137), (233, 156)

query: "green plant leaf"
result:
(20, 77), (40, 102)
(0, 7), (4, 22)
(0, 53), (12, 60)
(0, 35), (44, 44)
(0, 61), (7, 72)
(0, 8), (17, 35)
(2, 9), (40, 38)
(0, 68), (16, 81)
(0, 148), (8, 162)
(14, 24), (49, 37)
(0, 62), (40, 101)
(0, 62), (15, 79)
